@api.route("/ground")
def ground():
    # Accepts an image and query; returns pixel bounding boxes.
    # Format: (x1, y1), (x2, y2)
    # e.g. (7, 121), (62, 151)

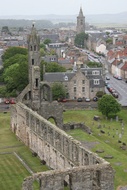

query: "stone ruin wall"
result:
(10, 102), (114, 190)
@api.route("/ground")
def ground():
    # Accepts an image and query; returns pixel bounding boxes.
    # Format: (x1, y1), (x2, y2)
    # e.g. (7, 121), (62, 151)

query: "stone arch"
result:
(47, 116), (57, 126)
(40, 82), (52, 103)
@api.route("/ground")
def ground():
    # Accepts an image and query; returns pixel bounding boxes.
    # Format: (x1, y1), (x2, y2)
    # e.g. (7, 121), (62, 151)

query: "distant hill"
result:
(0, 12), (127, 24)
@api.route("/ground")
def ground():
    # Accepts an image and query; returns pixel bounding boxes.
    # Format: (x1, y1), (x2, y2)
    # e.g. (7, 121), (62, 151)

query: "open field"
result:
(0, 112), (49, 190)
(63, 109), (127, 189)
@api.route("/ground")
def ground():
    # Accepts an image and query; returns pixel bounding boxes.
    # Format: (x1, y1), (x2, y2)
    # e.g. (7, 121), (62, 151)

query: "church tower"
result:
(27, 23), (40, 110)
(76, 7), (85, 34)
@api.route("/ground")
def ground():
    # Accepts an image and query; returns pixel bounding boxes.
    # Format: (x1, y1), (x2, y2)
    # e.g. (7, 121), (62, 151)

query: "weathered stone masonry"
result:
(11, 102), (114, 190)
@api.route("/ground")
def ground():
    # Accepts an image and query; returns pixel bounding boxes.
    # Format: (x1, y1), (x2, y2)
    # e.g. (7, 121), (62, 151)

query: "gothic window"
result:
(34, 45), (36, 51)
(35, 78), (39, 87)
(32, 59), (34, 65)
(30, 46), (32, 51)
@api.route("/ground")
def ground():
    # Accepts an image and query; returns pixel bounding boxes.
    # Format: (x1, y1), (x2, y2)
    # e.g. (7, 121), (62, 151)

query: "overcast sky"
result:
(1, 0), (127, 16)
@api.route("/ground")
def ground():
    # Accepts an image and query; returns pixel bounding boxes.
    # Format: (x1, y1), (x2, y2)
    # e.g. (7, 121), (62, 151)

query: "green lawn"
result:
(63, 109), (127, 189)
(0, 112), (49, 190)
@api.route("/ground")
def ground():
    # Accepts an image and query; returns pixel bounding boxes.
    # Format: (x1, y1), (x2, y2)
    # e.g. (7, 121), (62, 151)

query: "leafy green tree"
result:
(40, 43), (46, 50)
(96, 91), (105, 98)
(3, 54), (28, 69)
(44, 39), (51, 45)
(2, 47), (27, 62)
(74, 32), (88, 48)
(106, 38), (113, 45)
(87, 61), (102, 68)
(52, 83), (67, 100)
(45, 62), (66, 72)
(98, 94), (121, 117)
(3, 59), (28, 96)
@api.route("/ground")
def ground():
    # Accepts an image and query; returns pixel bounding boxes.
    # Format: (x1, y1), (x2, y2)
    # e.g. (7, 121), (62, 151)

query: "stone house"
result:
(43, 67), (104, 100)
(107, 47), (127, 78)
(86, 34), (107, 54)
(42, 54), (58, 63)
(113, 34), (127, 46)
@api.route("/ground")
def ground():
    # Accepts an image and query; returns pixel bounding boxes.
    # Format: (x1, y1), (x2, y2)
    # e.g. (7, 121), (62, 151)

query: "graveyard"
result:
(63, 109), (127, 189)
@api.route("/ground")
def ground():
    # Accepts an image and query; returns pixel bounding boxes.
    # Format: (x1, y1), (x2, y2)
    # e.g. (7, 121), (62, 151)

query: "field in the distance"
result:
(63, 109), (127, 189)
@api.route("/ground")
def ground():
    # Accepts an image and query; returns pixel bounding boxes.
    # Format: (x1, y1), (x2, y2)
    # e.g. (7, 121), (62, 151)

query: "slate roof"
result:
(43, 72), (75, 82)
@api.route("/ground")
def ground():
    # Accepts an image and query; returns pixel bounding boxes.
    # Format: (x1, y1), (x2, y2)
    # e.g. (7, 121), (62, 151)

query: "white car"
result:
(106, 76), (110, 80)
(85, 98), (90, 102)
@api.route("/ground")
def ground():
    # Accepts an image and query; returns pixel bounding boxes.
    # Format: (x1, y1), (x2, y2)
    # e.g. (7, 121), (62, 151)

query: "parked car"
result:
(9, 99), (16, 104)
(93, 97), (98, 101)
(4, 99), (10, 104)
(77, 97), (83, 102)
(110, 89), (116, 94)
(117, 76), (122, 80)
(113, 75), (118, 79)
(106, 76), (110, 80)
(85, 98), (90, 102)
(112, 92), (118, 98)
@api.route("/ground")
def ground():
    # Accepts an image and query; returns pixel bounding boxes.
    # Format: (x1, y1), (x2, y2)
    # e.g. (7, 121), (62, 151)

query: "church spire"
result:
(76, 6), (85, 34)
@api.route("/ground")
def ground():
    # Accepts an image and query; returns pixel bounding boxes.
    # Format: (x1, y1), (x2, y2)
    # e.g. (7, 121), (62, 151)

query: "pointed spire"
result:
(79, 6), (84, 17)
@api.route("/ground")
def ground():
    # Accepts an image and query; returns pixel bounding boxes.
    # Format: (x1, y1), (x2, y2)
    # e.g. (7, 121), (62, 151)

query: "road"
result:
(105, 73), (127, 106)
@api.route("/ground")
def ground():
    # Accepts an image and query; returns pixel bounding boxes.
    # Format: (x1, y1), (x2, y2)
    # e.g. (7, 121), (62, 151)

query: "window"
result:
(35, 78), (39, 87)
(74, 80), (76, 85)
(34, 45), (36, 51)
(32, 59), (34, 65)
(92, 70), (100, 75)
(94, 79), (100, 85)
(82, 87), (85, 92)
(82, 80), (85, 84)
(74, 87), (76, 92)
(30, 46), (32, 51)
(64, 76), (68, 81)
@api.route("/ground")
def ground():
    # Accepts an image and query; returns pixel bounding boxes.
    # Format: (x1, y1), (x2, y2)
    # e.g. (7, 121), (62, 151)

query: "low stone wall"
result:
(10, 102), (114, 190)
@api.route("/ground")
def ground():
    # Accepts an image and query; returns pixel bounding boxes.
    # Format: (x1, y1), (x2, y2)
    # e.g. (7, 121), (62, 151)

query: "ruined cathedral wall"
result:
(11, 102), (114, 190)
(22, 164), (114, 190)
(11, 102), (107, 169)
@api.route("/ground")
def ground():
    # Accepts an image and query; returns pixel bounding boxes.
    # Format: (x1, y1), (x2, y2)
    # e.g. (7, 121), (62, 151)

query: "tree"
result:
(3, 58), (28, 96)
(2, 47), (27, 62)
(87, 61), (102, 68)
(74, 32), (88, 48)
(52, 83), (67, 100)
(98, 94), (121, 117)
(3, 54), (28, 69)
(45, 62), (66, 72)
(43, 39), (51, 45)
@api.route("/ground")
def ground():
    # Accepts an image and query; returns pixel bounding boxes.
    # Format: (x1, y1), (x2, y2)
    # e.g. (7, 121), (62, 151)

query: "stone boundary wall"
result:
(10, 102), (114, 190)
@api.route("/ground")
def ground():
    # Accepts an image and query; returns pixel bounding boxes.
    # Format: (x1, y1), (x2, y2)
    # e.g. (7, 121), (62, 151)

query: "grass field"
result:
(63, 109), (127, 189)
(0, 112), (49, 190)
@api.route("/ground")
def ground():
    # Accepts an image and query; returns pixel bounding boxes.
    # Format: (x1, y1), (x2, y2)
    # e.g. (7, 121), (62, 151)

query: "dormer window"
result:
(64, 76), (68, 81)
(92, 70), (100, 75)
